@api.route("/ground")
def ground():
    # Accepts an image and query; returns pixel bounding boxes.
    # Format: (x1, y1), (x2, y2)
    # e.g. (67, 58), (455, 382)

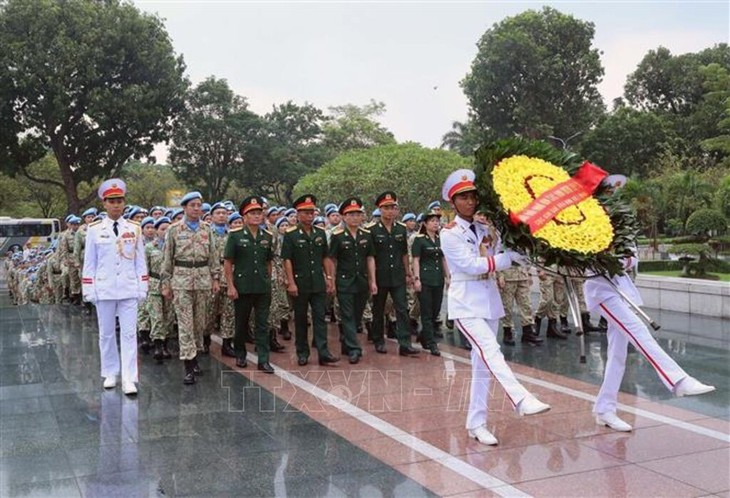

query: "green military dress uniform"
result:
(224, 220), (274, 366)
(411, 231), (445, 353)
(328, 199), (375, 362)
(368, 192), (415, 353)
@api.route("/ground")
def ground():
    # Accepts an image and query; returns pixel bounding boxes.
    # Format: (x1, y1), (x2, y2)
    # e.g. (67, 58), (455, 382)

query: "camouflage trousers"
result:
(536, 276), (567, 319)
(66, 262), (81, 295)
(499, 279), (534, 329)
(49, 273), (63, 304)
(137, 298), (150, 331)
(269, 273), (291, 327)
(208, 287), (235, 339)
(570, 277), (587, 314)
(408, 287), (419, 322)
(172, 289), (209, 360)
(148, 293), (174, 341)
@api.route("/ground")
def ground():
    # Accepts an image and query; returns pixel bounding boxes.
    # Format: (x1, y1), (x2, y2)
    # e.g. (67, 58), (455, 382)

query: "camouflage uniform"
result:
(160, 219), (220, 361)
(58, 228), (79, 297)
(208, 228), (235, 340)
(269, 233), (290, 327)
(536, 274), (560, 320)
(146, 239), (174, 341)
(407, 231), (420, 323)
(498, 265), (534, 329)
(47, 251), (64, 304)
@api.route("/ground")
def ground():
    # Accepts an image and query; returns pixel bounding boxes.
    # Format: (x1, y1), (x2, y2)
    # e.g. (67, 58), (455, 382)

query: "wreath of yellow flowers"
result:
(491, 155), (614, 254)
(475, 138), (639, 276)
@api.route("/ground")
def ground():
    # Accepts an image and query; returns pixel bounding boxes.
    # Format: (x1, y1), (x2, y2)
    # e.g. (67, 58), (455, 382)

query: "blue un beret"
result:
(140, 216), (155, 228)
(402, 213), (416, 223)
(82, 207), (98, 218)
(180, 191), (203, 206)
(227, 212), (242, 224)
(154, 216), (171, 229)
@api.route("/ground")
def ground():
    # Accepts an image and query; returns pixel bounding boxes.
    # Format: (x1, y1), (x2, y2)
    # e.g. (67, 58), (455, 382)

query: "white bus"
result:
(0, 218), (62, 255)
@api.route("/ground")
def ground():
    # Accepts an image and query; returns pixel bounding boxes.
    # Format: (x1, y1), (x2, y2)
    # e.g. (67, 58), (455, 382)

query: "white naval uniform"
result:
(584, 256), (688, 416)
(440, 216), (531, 430)
(82, 217), (148, 383)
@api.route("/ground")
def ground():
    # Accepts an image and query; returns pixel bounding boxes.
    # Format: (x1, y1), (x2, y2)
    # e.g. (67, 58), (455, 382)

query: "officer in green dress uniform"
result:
(411, 209), (447, 356)
(367, 191), (419, 356)
(281, 194), (339, 367)
(326, 197), (377, 364)
(224, 196), (275, 373)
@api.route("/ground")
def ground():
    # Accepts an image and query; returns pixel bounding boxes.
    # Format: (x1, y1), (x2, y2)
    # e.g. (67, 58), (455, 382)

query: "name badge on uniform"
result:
(358, 239), (368, 246)
(394, 234), (404, 241)
(314, 236), (324, 246)
(259, 239), (269, 247)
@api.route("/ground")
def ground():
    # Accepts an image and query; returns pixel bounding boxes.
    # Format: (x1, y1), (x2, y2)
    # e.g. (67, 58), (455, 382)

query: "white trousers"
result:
(96, 299), (139, 383)
(456, 318), (530, 430)
(594, 295), (688, 415)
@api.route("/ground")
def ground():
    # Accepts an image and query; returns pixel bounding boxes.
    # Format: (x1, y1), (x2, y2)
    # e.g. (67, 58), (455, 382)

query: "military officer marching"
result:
(224, 196), (276, 373)
(82, 179), (148, 395)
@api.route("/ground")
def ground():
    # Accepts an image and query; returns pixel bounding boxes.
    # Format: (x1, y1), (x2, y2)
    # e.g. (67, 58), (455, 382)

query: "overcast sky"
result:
(136, 0), (729, 157)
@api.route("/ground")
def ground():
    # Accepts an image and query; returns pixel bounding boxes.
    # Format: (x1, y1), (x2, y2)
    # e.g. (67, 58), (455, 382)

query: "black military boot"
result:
(410, 318), (419, 336)
(533, 315), (543, 335)
(446, 319), (454, 330)
(560, 316), (572, 334)
(183, 360), (196, 385)
(139, 330), (151, 354)
(521, 324), (544, 345)
(236, 349), (247, 368)
(547, 319), (568, 339)
(502, 327), (516, 346)
(221, 338), (236, 357)
(270, 329), (285, 352)
(161, 339), (172, 359)
(84, 302), (93, 316)
(598, 316), (608, 331)
(582, 312), (602, 333)
(202, 335), (211, 354)
(279, 319), (292, 340)
(153, 339), (164, 362)
(386, 320), (397, 339)
(192, 356), (203, 376)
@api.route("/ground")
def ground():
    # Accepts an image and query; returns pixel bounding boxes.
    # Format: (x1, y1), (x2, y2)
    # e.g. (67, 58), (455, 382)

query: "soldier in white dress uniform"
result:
(82, 179), (148, 395)
(439, 169), (551, 446)
(585, 254), (715, 432)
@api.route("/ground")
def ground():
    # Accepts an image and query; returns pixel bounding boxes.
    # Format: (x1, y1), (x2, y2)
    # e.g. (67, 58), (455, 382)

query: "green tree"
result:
(461, 6), (605, 140)
(580, 107), (675, 177)
(169, 77), (262, 201)
(698, 63), (730, 158)
(245, 101), (330, 205)
(322, 100), (395, 154)
(685, 208), (728, 236)
(665, 170), (715, 224)
(714, 175), (730, 217)
(122, 161), (187, 208)
(0, 0), (187, 213)
(441, 119), (484, 157)
(294, 143), (471, 213)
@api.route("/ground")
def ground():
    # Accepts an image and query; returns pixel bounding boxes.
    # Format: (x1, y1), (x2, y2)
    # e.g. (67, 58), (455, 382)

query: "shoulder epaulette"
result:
(286, 226), (298, 233)
(332, 227), (344, 235)
(359, 227), (371, 233)
(229, 227), (243, 232)
(128, 220), (140, 226)
(396, 221), (406, 227)
(314, 225), (325, 231)
(415, 233), (426, 238)
(444, 221), (457, 229)
(89, 220), (102, 227)
(262, 228), (272, 236)
(363, 221), (375, 229)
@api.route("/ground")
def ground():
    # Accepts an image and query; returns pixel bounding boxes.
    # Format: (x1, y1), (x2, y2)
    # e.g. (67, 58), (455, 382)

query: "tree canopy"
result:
(0, 0), (187, 213)
(293, 143), (471, 213)
(461, 6), (605, 141)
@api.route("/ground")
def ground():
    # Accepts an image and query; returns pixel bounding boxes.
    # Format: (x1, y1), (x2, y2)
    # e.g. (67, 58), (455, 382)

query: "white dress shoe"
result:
(103, 377), (117, 389)
(674, 377), (715, 397)
(467, 425), (498, 446)
(517, 395), (551, 416)
(596, 412), (632, 432)
(122, 381), (138, 395)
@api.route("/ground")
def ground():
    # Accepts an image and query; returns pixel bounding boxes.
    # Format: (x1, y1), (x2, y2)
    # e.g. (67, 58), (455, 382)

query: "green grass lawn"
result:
(643, 270), (730, 282)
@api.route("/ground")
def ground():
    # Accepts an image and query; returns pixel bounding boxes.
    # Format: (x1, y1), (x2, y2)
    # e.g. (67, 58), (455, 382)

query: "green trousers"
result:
(417, 284), (444, 347)
(337, 290), (368, 355)
(293, 291), (329, 359)
(234, 293), (271, 363)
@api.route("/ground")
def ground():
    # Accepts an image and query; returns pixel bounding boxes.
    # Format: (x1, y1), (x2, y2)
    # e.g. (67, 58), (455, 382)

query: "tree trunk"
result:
(56, 153), (81, 215)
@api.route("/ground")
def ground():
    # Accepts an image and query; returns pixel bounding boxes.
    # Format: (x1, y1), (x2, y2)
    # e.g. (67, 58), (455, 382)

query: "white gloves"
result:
(506, 250), (529, 267)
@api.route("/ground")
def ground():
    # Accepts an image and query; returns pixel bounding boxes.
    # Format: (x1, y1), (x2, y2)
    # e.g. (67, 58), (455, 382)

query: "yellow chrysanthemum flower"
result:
(492, 155), (613, 254)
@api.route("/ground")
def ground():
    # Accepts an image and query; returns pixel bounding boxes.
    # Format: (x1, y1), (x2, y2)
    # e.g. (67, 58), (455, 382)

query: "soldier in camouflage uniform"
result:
(497, 265), (542, 346)
(206, 203), (236, 357)
(75, 208), (97, 315)
(535, 268), (568, 340)
(147, 217), (174, 362)
(58, 216), (81, 304)
(403, 213), (420, 334)
(161, 191), (221, 385)
(270, 217), (292, 340)
(135, 217), (157, 352)
(47, 249), (64, 304)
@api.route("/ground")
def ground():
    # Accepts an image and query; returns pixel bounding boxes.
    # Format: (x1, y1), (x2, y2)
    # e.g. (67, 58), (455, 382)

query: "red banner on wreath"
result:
(509, 161), (608, 233)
